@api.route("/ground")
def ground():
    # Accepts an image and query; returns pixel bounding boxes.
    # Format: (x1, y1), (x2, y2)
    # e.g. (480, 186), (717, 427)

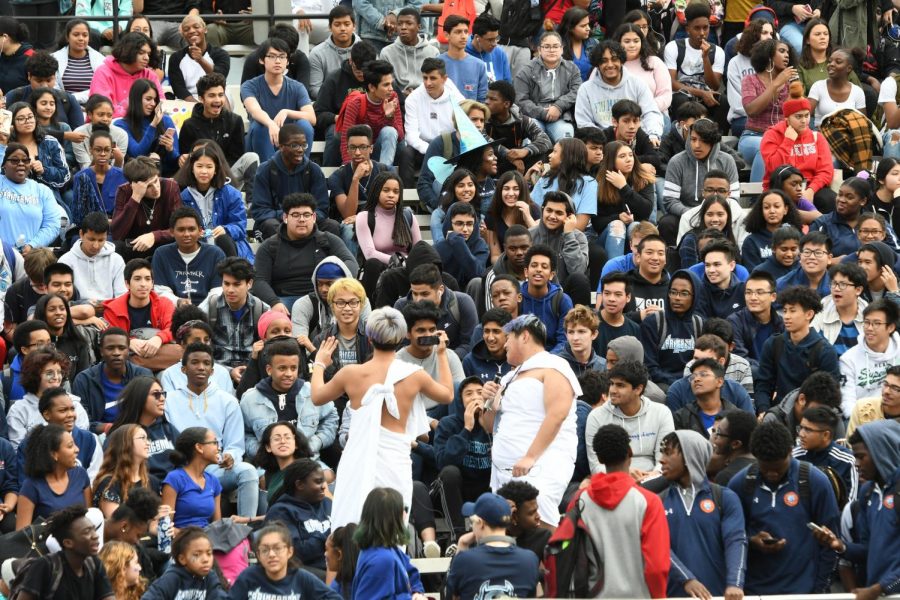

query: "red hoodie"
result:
(564, 471), (670, 598)
(103, 291), (175, 344)
(761, 120), (834, 193)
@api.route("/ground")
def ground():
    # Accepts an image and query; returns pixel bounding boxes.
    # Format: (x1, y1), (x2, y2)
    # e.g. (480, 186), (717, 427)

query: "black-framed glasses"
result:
(711, 428), (730, 438)
(149, 390), (167, 399)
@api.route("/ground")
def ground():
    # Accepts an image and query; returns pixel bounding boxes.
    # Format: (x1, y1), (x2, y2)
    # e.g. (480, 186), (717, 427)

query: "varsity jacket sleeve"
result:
(513, 69), (544, 120)
(250, 162), (280, 222)
(640, 491), (671, 598)
(754, 336), (776, 413)
(404, 92), (429, 154)
(721, 487), (749, 590)
(663, 157), (689, 217)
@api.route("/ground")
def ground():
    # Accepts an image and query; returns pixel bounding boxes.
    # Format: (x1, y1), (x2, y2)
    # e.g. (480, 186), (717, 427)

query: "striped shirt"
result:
(61, 54), (94, 95)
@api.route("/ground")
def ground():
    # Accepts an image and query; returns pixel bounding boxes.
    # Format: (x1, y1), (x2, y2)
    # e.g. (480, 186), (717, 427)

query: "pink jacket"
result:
(89, 55), (165, 118)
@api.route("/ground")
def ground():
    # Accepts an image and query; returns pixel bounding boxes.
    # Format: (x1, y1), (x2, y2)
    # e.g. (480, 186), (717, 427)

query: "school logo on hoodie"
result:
(660, 335), (695, 353)
(247, 592), (301, 600)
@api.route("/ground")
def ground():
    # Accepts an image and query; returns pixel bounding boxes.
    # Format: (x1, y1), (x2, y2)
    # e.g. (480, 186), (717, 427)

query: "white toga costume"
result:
(490, 351), (581, 526)
(330, 359), (429, 528)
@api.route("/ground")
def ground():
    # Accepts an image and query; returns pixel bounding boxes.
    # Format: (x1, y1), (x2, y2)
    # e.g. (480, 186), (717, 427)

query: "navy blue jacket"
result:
(72, 362), (153, 434)
(727, 458), (840, 594)
(728, 307), (785, 369)
(665, 483), (747, 596)
(433, 386), (492, 482)
(461, 339), (512, 382)
(574, 399), (592, 481)
(697, 272), (745, 320)
(792, 442), (859, 505)
(229, 565), (342, 599)
(776, 267), (831, 297)
(754, 329), (841, 412)
(666, 376), (754, 414)
(0, 437), (18, 496)
(265, 493), (332, 570)
(558, 343), (606, 378)
(641, 270), (704, 385)
(252, 152), (329, 222)
(753, 256), (796, 281)
(809, 212), (862, 258)
(145, 418), (180, 482)
(151, 242), (226, 305)
(435, 231), (490, 289)
(143, 564), (226, 600)
(741, 230), (774, 272)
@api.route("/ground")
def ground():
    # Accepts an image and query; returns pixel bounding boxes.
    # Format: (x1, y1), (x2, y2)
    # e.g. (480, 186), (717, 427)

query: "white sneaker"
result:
(423, 540), (441, 558)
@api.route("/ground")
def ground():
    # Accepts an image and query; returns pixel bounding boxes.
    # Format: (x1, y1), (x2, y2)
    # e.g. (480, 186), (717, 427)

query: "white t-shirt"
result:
(808, 79), (866, 126)
(727, 53), (754, 122)
(664, 40), (725, 87)
(879, 75), (898, 105)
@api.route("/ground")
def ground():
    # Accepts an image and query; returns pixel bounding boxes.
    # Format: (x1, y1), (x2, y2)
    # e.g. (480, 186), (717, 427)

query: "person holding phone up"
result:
(114, 79), (181, 177)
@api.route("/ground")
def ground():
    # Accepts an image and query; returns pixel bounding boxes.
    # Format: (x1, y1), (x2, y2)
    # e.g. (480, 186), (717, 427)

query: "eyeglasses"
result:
(333, 298), (361, 308)
(258, 544), (288, 556)
(149, 390), (167, 399)
(269, 434), (294, 443)
(711, 428), (730, 438)
(800, 249), (829, 258)
(668, 289), (693, 298)
(284, 143), (304, 151)
(287, 211), (315, 220)
(859, 228), (884, 237)
(451, 220), (475, 229)
(198, 439), (219, 446)
(830, 281), (857, 290)
(348, 144), (371, 153)
(265, 54), (288, 62)
(5, 157), (30, 166)
(42, 370), (63, 380)
(540, 44), (562, 50)
(689, 370), (716, 381)
(745, 288), (774, 297)
(883, 381), (900, 394)
(863, 320), (889, 328)
(798, 425), (828, 434)
(14, 115), (35, 124)
(703, 187), (729, 195)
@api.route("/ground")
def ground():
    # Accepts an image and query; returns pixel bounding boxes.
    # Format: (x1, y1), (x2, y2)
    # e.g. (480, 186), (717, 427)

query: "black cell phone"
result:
(418, 335), (440, 346)
(762, 537), (780, 545)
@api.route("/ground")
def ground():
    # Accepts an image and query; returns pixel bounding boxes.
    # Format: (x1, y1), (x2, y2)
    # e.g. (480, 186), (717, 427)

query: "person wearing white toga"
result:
(480, 314), (582, 528)
(310, 306), (454, 528)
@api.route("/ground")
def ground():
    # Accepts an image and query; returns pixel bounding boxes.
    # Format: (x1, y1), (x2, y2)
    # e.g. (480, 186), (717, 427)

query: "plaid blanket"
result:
(819, 108), (883, 172)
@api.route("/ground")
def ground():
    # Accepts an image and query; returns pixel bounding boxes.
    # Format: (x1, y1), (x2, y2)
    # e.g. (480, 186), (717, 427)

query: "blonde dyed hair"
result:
(99, 541), (146, 600)
(327, 277), (366, 306)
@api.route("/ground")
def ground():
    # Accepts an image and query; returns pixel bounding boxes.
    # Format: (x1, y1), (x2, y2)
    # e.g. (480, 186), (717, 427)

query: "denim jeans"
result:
(430, 207), (446, 244)
(779, 22), (805, 53)
(739, 130), (766, 182)
(207, 461), (260, 517)
(534, 118), (574, 144)
(884, 130), (900, 158)
(246, 119), (315, 162)
(374, 126), (399, 165)
(598, 220), (640, 259)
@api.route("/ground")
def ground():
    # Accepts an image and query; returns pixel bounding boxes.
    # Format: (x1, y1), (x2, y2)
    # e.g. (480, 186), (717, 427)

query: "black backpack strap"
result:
(207, 293), (219, 330)
(692, 314), (703, 339)
(550, 289), (564, 319)
(709, 482), (724, 514)
(656, 312), (667, 351)
(798, 461), (812, 514)
(742, 463), (759, 499)
(675, 39), (686, 74)
(806, 338), (825, 372)
(772, 334), (784, 368)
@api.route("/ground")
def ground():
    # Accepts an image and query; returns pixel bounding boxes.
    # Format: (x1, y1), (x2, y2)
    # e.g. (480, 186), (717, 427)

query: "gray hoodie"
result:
(663, 136), (740, 217)
(290, 256), (371, 340)
(58, 240), (127, 301)
(528, 221), (588, 285)
(574, 69), (664, 138)
(308, 33), (361, 99)
(379, 33), (440, 91)
(607, 336), (667, 404)
(514, 56), (581, 122)
(585, 393), (675, 474)
(672, 430), (713, 507)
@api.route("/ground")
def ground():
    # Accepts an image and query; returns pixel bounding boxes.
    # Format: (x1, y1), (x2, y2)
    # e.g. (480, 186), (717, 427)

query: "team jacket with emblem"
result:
(727, 458), (840, 594)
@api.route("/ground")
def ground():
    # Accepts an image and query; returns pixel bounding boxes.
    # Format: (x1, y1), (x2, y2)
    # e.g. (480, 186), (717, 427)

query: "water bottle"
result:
(157, 514), (173, 554)
(14, 235), (24, 252)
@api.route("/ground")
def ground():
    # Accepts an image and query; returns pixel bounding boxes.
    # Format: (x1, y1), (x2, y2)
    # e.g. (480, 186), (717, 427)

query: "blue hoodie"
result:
(251, 151), (330, 223)
(776, 266), (831, 297)
(352, 546), (424, 599)
(462, 338), (512, 382)
(666, 377), (754, 414)
(142, 564), (226, 600)
(433, 383), (492, 482)
(435, 230), (490, 289)
(753, 256), (797, 281)
(809, 211), (864, 258)
(728, 307), (785, 369)
(438, 52), (488, 101)
(742, 230), (774, 272)
(754, 329), (841, 412)
(520, 280), (574, 353)
(687, 262), (750, 282)
(696, 269), (746, 320)
(845, 420), (900, 595)
(229, 565), (343, 599)
(727, 458), (840, 594)
(641, 269), (704, 385)
(597, 253), (636, 293)
(465, 37), (512, 83)
(664, 431), (747, 597)
(265, 493), (332, 570)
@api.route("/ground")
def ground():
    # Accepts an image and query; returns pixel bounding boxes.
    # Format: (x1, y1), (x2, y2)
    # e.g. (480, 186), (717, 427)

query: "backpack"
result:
(485, 0), (555, 48)
(543, 494), (605, 598)
(266, 160), (312, 212)
(655, 311), (703, 351)
(741, 461), (812, 515)
(10, 552), (97, 600)
(674, 39), (719, 89)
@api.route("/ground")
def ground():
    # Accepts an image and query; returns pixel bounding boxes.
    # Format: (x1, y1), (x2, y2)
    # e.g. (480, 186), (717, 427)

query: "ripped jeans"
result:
(598, 219), (641, 259)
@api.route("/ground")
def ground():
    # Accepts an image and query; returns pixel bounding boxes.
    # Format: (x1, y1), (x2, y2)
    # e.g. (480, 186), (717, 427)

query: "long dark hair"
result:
(623, 9), (660, 54)
(542, 138), (588, 197)
(124, 79), (164, 143)
(331, 524), (359, 598)
(24, 423), (67, 478)
(354, 487), (408, 549)
(123, 16), (163, 70)
(689, 194), (737, 245)
(33, 293), (77, 341)
(598, 141), (650, 205)
(29, 87), (60, 128)
(9, 102), (45, 145)
(612, 23), (652, 71)
(365, 171), (413, 251)
(744, 189), (802, 233)
(736, 20), (773, 58)
(254, 422), (313, 473)
(488, 171), (534, 228)
(557, 7), (590, 61)
(109, 375), (163, 434)
(799, 17), (831, 70)
(174, 139), (234, 190)
(439, 168), (479, 212)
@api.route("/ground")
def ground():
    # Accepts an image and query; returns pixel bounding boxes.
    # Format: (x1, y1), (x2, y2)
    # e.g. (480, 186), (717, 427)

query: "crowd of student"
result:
(0, 0), (895, 598)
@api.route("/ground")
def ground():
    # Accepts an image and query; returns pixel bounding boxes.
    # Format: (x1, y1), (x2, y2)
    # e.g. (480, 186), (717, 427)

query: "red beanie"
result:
(783, 97), (811, 118)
